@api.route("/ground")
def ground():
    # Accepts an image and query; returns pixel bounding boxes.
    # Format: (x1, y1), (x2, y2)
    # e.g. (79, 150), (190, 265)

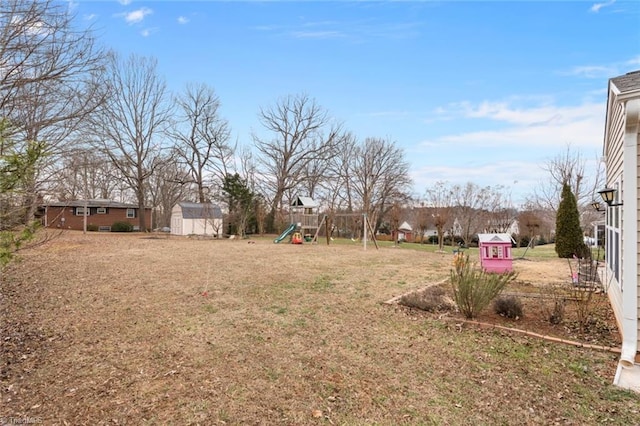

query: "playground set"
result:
(273, 196), (378, 249)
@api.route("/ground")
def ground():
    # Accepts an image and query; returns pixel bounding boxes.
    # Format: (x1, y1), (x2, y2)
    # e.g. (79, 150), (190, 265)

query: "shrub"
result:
(450, 253), (518, 319)
(87, 224), (99, 232)
(549, 299), (565, 324)
(493, 295), (523, 319)
(111, 221), (134, 232)
(399, 286), (454, 312)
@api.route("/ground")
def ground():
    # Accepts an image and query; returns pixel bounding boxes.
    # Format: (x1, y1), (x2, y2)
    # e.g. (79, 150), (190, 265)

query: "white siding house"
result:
(601, 70), (640, 392)
(170, 202), (223, 237)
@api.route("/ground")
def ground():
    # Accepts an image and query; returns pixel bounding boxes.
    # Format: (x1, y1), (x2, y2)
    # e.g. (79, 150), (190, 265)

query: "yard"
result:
(1, 231), (638, 425)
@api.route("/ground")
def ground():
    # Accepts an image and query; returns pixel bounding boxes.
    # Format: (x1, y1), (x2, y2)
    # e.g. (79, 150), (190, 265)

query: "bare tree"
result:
(169, 83), (234, 203)
(90, 53), (171, 231)
(146, 155), (190, 228)
(0, 0), (106, 220)
(320, 132), (357, 213)
(425, 181), (454, 251)
(518, 208), (542, 248)
(388, 201), (402, 246)
(253, 93), (342, 231)
(413, 203), (431, 244)
(50, 150), (120, 201)
(451, 182), (491, 247)
(530, 144), (604, 213)
(347, 137), (412, 230)
(451, 183), (513, 246)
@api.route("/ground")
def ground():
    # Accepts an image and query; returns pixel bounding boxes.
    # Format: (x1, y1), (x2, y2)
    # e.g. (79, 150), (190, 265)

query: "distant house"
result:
(600, 69), (640, 392)
(170, 202), (223, 237)
(41, 200), (151, 232)
(484, 218), (519, 236)
(393, 221), (413, 242)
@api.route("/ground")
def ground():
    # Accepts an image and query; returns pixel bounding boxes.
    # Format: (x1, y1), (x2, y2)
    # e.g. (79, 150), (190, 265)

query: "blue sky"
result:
(71, 0), (640, 206)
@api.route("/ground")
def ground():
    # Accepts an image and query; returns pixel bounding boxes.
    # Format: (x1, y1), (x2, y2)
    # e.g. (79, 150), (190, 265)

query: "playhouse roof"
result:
(478, 233), (513, 244)
(291, 196), (317, 208)
(177, 202), (222, 219)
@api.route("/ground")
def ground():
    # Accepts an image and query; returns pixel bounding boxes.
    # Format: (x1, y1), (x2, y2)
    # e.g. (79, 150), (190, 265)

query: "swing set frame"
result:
(311, 213), (379, 250)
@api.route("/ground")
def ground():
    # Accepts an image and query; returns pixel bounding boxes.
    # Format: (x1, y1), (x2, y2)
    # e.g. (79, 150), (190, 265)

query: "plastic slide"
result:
(274, 223), (296, 243)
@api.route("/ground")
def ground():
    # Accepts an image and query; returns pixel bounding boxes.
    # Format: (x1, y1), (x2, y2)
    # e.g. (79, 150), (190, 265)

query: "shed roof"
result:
(291, 196), (317, 208)
(44, 200), (145, 209)
(177, 202), (222, 219)
(478, 233), (513, 244)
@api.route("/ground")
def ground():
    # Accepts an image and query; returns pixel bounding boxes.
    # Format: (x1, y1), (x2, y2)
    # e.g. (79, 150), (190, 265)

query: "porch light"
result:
(590, 200), (603, 212)
(598, 188), (623, 207)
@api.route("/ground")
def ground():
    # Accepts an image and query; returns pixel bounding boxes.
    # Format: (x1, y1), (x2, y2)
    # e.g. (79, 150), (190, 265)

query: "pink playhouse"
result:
(478, 233), (514, 273)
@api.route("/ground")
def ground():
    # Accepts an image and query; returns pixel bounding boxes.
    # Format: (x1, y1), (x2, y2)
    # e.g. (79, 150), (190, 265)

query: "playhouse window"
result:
(488, 246), (504, 259)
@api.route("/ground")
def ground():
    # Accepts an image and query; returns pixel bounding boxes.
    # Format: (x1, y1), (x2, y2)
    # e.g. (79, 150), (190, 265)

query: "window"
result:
(97, 207), (107, 214)
(605, 180), (622, 288)
(76, 207), (89, 216)
(126, 208), (135, 218)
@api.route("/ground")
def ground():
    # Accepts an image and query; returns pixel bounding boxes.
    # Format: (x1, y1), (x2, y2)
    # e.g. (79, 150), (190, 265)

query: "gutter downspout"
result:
(619, 99), (640, 369)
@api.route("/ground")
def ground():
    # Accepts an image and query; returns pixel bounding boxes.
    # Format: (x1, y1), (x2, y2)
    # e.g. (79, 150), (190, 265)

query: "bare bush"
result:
(399, 286), (454, 312)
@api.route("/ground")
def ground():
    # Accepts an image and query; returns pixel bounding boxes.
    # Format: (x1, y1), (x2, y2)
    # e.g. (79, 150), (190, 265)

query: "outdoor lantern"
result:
(598, 187), (623, 207)
(591, 200), (603, 212)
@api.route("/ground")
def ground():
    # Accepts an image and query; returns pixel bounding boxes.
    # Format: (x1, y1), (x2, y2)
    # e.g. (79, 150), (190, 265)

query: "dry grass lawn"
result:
(1, 231), (638, 425)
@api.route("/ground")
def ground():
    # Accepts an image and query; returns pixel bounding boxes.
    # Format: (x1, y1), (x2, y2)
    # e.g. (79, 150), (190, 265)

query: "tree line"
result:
(0, 0), (414, 237)
(1, 0), (603, 246)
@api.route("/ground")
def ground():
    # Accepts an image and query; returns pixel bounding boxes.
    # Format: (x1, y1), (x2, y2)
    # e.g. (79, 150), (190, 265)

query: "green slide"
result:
(274, 223), (296, 243)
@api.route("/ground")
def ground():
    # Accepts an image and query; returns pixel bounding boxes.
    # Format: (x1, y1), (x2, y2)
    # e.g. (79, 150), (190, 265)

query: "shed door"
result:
(171, 217), (182, 235)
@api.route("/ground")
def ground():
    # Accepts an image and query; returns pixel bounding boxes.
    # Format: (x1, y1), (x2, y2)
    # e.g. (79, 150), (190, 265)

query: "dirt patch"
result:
(1, 232), (636, 425)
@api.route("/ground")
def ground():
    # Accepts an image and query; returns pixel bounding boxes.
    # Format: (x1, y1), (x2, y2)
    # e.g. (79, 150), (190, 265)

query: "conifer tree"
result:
(555, 183), (586, 258)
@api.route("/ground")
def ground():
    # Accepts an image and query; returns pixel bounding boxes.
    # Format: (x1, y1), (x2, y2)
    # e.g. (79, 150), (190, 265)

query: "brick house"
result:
(41, 200), (152, 231)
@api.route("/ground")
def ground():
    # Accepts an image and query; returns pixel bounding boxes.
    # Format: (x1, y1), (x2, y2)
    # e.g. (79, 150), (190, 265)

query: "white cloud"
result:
(140, 27), (158, 37)
(84, 13), (97, 21)
(560, 56), (640, 79)
(118, 7), (152, 25)
(410, 161), (543, 205)
(66, 0), (79, 11)
(627, 56), (640, 66)
(562, 65), (618, 79)
(430, 114), (603, 149)
(290, 30), (345, 39)
(118, 0), (133, 5)
(432, 99), (601, 129)
(177, 16), (189, 25)
(590, 0), (615, 13)
(411, 99), (606, 203)
(11, 16), (49, 37)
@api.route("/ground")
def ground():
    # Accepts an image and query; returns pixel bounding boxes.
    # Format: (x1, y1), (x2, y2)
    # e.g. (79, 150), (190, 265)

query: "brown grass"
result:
(1, 231), (638, 425)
